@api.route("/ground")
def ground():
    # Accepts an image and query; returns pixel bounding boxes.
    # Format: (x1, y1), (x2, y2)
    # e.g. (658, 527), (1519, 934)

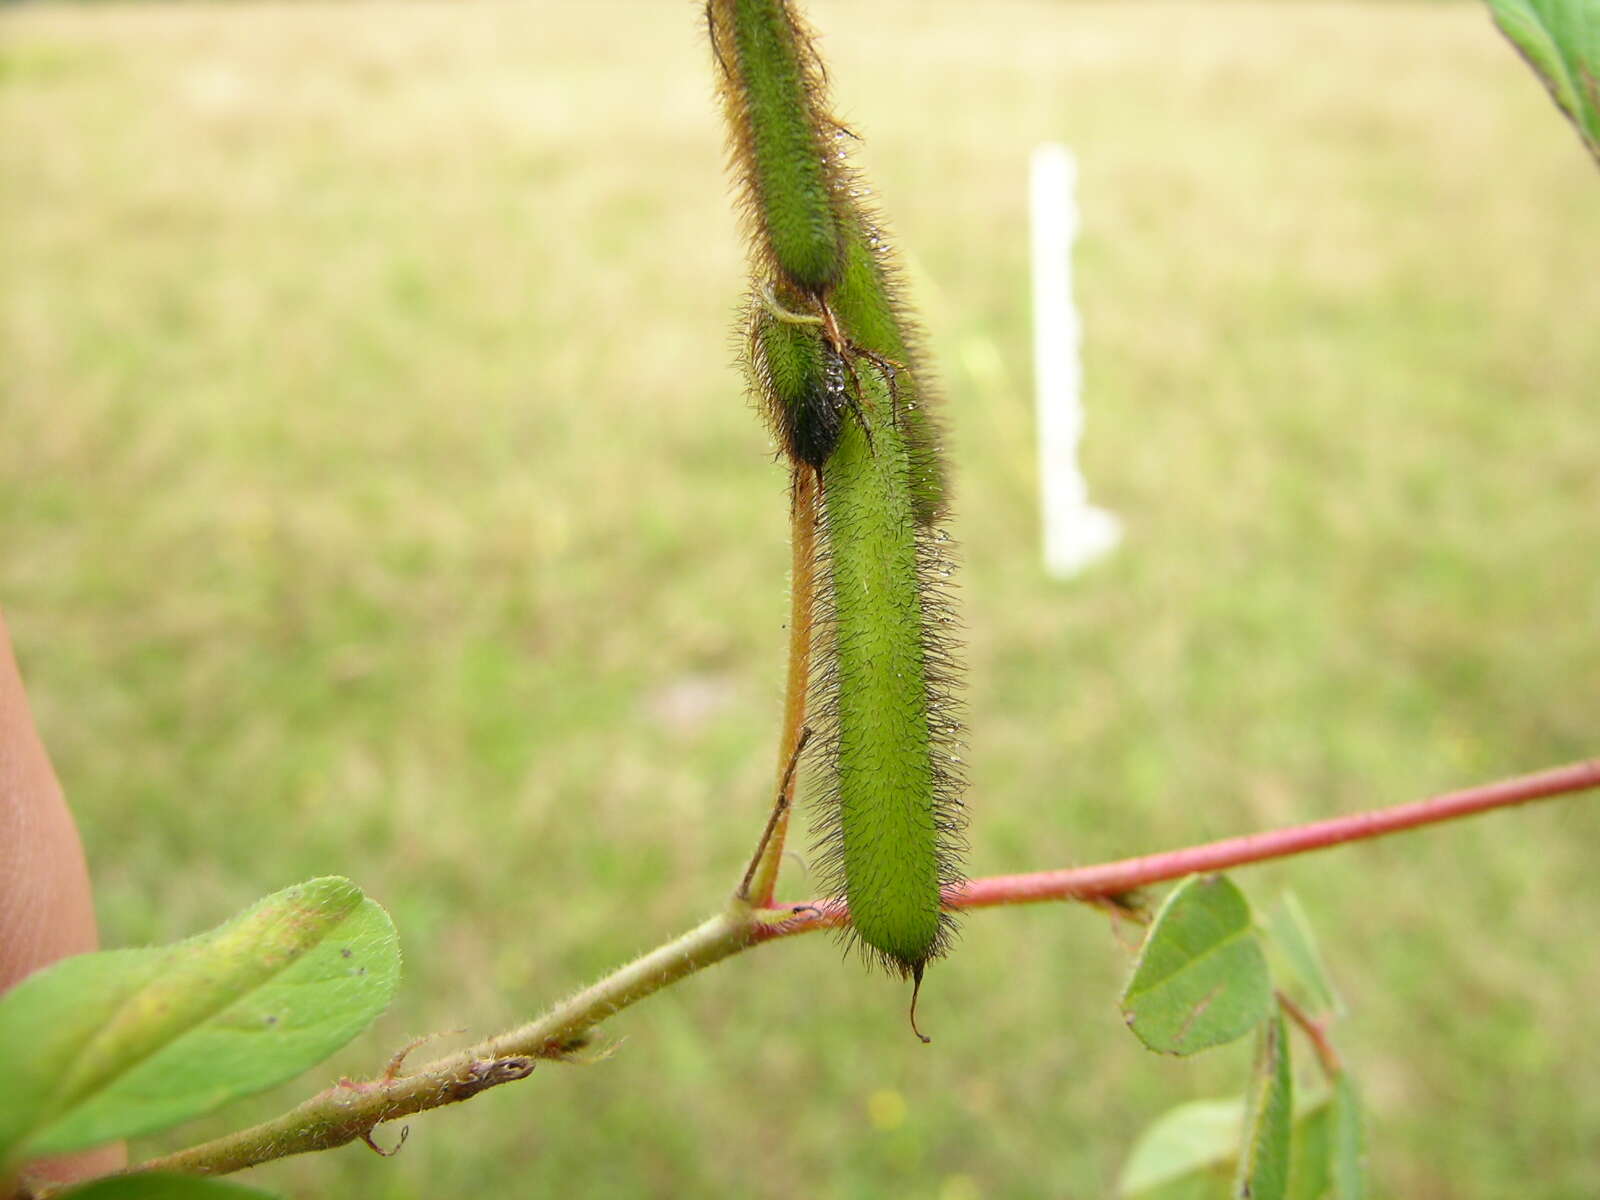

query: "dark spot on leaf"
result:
(357, 967), (367, 975)
(265, 1015), (278, 1025)
(341, 948), (353, 958)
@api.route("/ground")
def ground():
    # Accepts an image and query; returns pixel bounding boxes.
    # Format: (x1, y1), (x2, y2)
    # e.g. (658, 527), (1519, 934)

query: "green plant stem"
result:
(30, 757), (1595, 1194)
(115, 908), (756, 1185)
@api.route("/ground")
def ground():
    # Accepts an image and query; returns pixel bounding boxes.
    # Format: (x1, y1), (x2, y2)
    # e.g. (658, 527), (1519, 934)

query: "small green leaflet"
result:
(1488, 0), (1600, 166)
(1282, 1077), (1365, 1200)
(0, 877), (399, 1165)
(1235, 1014), (1293, 1200)
(1264, 893), (1340, 1017)
(1327, 1075), (1366, 1200)
(58, 1175), (280, 1200)
(1119, 1098), (1244, 1198)
(1120, 1093), (1361, 1200)
(1122, 875), (1273, 1055)
(1286, 1100), (1331, 1200)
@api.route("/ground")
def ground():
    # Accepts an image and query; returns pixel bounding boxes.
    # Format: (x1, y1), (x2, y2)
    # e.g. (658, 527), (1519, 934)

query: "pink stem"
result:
(756, 758), (1600, 940)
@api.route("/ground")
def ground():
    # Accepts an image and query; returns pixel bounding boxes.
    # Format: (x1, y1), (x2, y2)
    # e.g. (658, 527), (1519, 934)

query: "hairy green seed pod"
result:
(829, 218), (949, 524)
(717, 0), (966, 988)
(809, 381), (965, 975)
(709, 0), (845, 294)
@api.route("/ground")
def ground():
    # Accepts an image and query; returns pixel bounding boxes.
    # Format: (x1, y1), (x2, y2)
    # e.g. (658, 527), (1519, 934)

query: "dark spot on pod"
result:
(784, 341), (848, 469)
(751, 301), (851, 471)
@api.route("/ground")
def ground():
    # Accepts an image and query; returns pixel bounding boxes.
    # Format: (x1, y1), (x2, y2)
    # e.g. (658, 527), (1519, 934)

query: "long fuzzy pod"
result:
(709, 0), (845, 294)
(810, 381), (965, 975)
(721, 0), (965, 981)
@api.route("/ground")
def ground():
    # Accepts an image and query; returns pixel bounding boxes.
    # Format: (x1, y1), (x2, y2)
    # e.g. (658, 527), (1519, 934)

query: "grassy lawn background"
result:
(3, 1), (1598, 1196)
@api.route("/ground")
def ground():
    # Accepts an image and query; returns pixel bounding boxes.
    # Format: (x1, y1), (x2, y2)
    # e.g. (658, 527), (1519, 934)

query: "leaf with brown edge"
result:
(1489, 0), (1600, 167)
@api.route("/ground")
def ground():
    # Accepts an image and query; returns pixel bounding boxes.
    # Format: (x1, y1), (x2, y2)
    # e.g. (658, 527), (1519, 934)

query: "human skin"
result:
(0, 611), (126, 1185)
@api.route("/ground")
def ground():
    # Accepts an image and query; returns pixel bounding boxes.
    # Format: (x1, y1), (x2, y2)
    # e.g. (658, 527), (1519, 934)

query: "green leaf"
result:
(1286, 1099), (1331, 1200)
(1120, 1098), (1244, 1199)
(1328, 1075), (1366, 1200)
(1488, 0), (1600, 166)
(1264, 893), (1340, 1017)
(58, 1174), (280, 1200)
(0, 877), (399, 1165)
(1234, 1014), (1294, 1200)
(1121, 1097), (1343, 1200)
(1122, 875), (1273, 1055)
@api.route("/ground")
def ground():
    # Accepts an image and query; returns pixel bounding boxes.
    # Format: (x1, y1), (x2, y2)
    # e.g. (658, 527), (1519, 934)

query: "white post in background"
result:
(1030, 142), (1121, 578)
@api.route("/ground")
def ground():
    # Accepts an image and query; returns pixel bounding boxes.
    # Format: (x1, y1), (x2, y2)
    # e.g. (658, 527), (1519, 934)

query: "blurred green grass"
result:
(2, 1), (1598, 1196)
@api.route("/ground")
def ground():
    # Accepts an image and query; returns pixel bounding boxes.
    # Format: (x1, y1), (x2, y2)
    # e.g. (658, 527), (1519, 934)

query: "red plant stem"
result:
(756, 758), (1600, 940)
(1276, 989), (1342, 1079)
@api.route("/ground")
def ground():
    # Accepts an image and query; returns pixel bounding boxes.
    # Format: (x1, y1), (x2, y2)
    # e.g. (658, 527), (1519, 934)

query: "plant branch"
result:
(756, 757), (1600, 936)
(121, 908), (756, 1183)
(87, 757), (1596, 1189)
(1276, 989), (1342, 1079)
